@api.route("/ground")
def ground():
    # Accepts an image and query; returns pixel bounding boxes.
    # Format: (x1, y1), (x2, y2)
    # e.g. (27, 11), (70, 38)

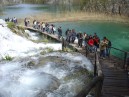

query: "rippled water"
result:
(0, 52), (93, 97)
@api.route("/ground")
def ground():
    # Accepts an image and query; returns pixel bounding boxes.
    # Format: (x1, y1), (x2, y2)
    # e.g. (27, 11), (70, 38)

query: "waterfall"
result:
(0, 19), (61, 60)
(0, 19), (93, 97)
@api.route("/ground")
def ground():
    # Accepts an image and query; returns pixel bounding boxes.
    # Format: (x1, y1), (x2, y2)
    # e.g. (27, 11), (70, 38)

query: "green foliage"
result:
(7, 22), (15, 29)
(46, 47), (54, 53)
(3, 55), (13, 61)
(40, 51), (47, 55)
(33, 38), (50, 43)
(24, 0), (46, 4)
(17, 26), (25, 31)
(40, 47), (54, 55)
(63, 47), (73, 52)
(43, 38), (49, 43)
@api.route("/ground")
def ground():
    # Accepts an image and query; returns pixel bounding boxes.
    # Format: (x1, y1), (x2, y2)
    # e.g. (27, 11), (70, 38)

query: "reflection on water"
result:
(0, 52), (93, 97)
(0, 4), (48, 19)
(0, 4), (78, 19)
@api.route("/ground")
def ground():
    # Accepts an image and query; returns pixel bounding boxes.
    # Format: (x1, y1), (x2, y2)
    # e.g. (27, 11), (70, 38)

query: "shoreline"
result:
(18, 11), (129, 25)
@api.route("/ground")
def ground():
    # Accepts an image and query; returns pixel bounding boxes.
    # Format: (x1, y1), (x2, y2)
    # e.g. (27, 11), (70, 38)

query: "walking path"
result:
(25, 26), (129, 97)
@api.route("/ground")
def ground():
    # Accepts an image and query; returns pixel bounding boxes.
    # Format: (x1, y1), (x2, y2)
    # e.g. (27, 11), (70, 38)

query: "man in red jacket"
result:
(88, 37), (95, 52)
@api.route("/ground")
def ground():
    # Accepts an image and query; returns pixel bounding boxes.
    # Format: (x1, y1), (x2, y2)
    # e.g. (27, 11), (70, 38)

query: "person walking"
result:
(100, 37), (108, 59)
(106, 39), (112, 57)
(24, 18), (28, 27)
(58, 27), (62, 39)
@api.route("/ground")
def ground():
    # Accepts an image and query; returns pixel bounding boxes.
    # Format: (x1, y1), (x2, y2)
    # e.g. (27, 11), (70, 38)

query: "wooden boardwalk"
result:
(26, 27), (129, 97)
(100, 58), (129, 97)
(71, 47), (129, 97)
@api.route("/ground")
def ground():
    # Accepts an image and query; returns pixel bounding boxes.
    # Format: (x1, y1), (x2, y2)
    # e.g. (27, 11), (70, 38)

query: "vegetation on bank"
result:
(7, 22), (15, 29)
(23, 0), (46, 4)
(1, 54), (13, 61)
(77, 0), (129, 16)
(25, 0), (129, 16)
(7, 22), (30, 39)
(18, 11), (129, 26)
(1, 0), (129, 17)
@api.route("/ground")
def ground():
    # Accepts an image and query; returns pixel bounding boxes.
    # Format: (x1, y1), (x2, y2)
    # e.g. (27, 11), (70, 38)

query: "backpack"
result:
(108, 41), (112, 47)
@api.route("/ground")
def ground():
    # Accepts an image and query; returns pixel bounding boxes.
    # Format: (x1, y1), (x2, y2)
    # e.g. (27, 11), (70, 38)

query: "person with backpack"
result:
(100, 37), (108, 59)
(106, 39), (112, 57)
(71, 29), (76, 43)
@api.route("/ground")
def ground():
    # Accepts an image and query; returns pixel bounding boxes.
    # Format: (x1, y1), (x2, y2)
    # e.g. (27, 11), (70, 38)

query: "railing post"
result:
(108, 47), (111, 58)
(95, 75), (104, 97)
(62, 37), (64, 51)
(94, 52), (97, 76)
(85, 46), (88, 57)
(124, 52), (127, 69)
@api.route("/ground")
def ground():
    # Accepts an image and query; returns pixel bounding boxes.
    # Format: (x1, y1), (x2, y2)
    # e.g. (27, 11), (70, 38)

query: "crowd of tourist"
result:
(3, 17), (128, 69)
(65, 29), (112, 59)
(23, 18), (112, 59)
(5, 17), (18, 24)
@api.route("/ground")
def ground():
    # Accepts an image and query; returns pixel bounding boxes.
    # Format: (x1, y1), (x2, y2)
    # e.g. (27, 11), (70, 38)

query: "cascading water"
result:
(0, 52), (93, 97)
(0, 19), (61, 60)
(0, 19), (94, 97)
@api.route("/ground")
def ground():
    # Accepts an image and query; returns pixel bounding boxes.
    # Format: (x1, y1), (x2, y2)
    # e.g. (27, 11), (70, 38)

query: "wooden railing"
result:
(62, 38), (104, 97)
(109, 47), (129, 68)
(74, 52), (104, 97)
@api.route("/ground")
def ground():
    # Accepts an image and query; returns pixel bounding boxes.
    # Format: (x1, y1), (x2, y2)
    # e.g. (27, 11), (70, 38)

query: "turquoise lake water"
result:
(54, 21), (129, 58)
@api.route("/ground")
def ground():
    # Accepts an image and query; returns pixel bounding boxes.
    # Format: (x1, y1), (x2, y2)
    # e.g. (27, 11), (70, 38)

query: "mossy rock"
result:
(17, 26), (25, 31)
(40, 51), (47, 55)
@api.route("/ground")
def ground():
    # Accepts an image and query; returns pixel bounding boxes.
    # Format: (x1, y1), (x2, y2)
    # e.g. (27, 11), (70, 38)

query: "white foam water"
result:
(0, 52), (93, 97)
(0, 19), (94, 97)
(0, 19), (61, 60)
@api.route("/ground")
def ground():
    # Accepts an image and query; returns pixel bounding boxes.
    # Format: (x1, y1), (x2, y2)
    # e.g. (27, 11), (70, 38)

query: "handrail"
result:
(62, 38), (104, 97)
(74, 51), (104, 97)
(109, 47), (129, 68)
(110, 47), (129, 54)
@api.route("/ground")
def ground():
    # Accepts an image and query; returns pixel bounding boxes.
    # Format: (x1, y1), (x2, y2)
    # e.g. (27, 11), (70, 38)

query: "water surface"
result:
(54, 21), (129, 58)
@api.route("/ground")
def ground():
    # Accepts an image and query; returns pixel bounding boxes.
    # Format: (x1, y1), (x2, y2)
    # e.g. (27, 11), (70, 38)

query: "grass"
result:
(63, 47), (73, 52)
(3, 55), (13, 61)
(18, 11), (129, 26)
(46, 47), (54, 52)
(40, 47), (54, 55)
(7, 22), (15, 29)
